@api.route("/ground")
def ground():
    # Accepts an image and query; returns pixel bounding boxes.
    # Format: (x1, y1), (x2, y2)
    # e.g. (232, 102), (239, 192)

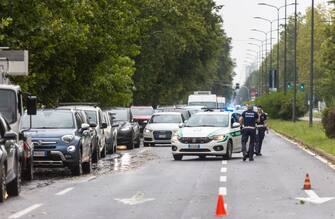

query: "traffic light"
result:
(235, 83), (240, 89)
(287, 82), (292, 90)
(299, 83), (305, 91)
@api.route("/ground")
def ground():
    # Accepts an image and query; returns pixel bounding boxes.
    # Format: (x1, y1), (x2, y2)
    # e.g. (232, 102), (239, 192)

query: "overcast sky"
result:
(214, 0), (330, 85)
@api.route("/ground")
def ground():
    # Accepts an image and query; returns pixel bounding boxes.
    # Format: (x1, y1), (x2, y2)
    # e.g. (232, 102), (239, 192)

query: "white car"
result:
(143, 112), (185, 146)
(171, 112), (242, 160)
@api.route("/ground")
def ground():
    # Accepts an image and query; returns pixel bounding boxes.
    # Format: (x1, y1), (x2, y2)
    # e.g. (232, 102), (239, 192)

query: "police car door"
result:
(231, 113), (242, 152)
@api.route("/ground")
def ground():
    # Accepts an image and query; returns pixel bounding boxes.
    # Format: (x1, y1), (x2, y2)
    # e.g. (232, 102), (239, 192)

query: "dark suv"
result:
(0, 114), (22, 203)
(22, 109), (93, 176)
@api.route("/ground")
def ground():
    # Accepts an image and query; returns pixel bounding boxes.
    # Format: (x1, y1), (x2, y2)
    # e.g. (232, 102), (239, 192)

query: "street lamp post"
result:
(248, 42), (263, 96)
(293, 0), (298, 122)
(309, 0), (315, 127)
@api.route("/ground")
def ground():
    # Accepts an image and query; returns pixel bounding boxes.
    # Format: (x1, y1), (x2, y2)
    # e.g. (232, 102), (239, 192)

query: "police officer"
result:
(239, 104), (259, 161)
(255, 105), (267, 156)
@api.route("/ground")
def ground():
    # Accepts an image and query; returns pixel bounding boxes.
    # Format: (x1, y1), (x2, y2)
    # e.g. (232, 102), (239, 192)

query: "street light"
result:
(309, 0), (315, 127)
(258, 2), (296, 92)
(249, 39), (266, 95)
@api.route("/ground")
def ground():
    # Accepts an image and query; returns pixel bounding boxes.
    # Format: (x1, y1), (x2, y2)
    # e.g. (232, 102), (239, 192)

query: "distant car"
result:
(102, 111), (118, 154)
(109, 108), (140, 150)
(0, 114), (22, 203)
(130, 106), (154, 133)
(22, 109), (93, 176)
(171, 112), (242, 160)
(143, 112), (184, 147)
(155, 107), (191, 121)
(183, 105), (206, 115)
(58, 104), (108, 161)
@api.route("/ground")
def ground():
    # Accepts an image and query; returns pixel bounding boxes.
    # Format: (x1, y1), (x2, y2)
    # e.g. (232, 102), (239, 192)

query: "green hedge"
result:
(322, 107), (335, 139)
(254, 92), (307, 120)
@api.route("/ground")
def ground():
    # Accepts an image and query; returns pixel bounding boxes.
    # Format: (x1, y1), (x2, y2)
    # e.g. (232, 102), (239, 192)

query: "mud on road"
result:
(21, 147), (158, 192)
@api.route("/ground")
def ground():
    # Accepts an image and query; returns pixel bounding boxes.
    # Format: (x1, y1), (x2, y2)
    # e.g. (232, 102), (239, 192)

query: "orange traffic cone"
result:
(216, 195), (228, 217)
(303, 174), (312, 190)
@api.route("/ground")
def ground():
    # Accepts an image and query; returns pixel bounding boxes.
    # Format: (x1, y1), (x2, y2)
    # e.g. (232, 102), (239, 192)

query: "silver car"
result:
(143, 112), (185, 146)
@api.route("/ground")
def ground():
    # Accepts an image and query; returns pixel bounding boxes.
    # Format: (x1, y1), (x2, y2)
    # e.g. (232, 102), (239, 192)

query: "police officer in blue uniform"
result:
(239, 105), (259, 161)
(255, 105), (267, 156)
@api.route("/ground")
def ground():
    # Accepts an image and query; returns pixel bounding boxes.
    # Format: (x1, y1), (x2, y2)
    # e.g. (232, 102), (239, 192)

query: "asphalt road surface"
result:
(0, 132), (334, 219)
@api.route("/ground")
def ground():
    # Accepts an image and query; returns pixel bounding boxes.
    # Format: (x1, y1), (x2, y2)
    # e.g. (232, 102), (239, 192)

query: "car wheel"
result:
(173, 154), (183, 161)
(127, 134), (134, 150)
(100, 144), (106, 158)
(92, 142), (100, 163)
(0, 164), (6, 203)
(71, 148), (83, 176)
(82, 148), (92, 174)
(7, 159), (21, 197)
(223, 141), (233, 160)
(23, 156), (34, 181)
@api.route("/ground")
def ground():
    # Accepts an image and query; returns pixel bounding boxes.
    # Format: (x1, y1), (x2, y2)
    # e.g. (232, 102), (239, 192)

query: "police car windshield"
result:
(22, 110), (75, 129)
(185, 114), (229, 127)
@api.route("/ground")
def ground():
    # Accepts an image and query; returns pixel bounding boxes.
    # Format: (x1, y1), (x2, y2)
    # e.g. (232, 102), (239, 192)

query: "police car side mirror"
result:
(232, 122), (240, 128)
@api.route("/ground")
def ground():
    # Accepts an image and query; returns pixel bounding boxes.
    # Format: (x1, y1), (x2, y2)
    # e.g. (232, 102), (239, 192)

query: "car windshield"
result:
(85, 110), (97, 124)
(150, 114), (182, 124)
(185, 114), (229, 127)
(131, 107), (154, 116)
(188, 102), (217, 109)
(111, 110), (129, 121)
(22, 110), (74, 129)
(0, 89), (17, 124)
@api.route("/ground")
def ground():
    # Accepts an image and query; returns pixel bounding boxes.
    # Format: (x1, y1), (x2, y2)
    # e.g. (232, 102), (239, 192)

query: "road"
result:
(0, 132), (335, 219)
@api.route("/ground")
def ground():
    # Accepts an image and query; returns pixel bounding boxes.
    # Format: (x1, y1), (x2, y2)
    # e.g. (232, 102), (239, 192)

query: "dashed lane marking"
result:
(79, 176), (97, 183)
(219, 187), (227, 196)
(222, 160), (227, 165)
(220, 176), (227, 182)
(8, 204), (43, 219)
(220, 167), (227, 173)
(55, 187), (74, 196)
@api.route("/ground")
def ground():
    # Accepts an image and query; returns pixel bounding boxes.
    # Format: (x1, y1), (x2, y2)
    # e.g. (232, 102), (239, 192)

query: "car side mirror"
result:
(27, 96), (37, 115)
(232, 122), (240, 128)
(4, 131), (17, 141)
(90, 123), (97, 128)
(101, 122), (108, 129)
(81, 123), (90, 131)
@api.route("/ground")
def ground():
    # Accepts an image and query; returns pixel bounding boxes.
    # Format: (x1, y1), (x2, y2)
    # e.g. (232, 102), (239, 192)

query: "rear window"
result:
(22, 110), (75, 129)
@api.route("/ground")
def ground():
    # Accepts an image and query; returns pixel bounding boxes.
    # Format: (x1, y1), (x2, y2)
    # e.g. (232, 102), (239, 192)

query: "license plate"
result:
(188, 144), (200, 149)
(159, 134), (167, 138)
(33, 151), (46, 157)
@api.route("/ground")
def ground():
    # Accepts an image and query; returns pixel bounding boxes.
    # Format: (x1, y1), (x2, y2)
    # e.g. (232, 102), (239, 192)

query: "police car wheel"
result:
(223, 141), (233, 160)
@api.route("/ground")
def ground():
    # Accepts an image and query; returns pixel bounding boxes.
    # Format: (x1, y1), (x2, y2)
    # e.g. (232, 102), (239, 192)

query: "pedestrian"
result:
(255, 105), (268, 156)
(239, 104), (259, 161)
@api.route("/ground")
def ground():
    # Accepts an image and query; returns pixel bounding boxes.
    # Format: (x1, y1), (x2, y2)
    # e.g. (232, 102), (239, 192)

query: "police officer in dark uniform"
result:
(239, 104), (259, 161)
(255, 105), (267, 156)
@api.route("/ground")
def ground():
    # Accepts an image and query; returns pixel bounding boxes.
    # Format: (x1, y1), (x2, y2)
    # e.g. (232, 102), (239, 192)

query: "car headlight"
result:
(210, 135), (226, 141)
(144, 128), (152, 133)
(171, 134), (180, 143)
(121, 126), (131, 131)
(62, 135), (74, 143)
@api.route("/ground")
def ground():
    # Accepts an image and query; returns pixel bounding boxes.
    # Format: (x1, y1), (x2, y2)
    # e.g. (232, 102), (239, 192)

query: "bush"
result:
(322, 107), (335, 139)
(254, 91), (307, 120)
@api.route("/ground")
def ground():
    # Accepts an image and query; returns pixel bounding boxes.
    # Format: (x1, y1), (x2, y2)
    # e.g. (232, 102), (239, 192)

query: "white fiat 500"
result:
(171, 112), (242, 160)
(143, 112), (184, 146)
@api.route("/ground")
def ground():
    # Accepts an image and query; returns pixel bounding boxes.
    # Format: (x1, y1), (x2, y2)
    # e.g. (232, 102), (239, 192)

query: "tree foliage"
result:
(0, 0), (234, 107)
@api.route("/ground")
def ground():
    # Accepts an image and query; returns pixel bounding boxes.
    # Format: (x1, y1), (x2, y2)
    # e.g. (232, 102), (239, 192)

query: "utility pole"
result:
(284, 0), (288, 94)
(309, 0), (315, 127)
(292, 0), (297, 122)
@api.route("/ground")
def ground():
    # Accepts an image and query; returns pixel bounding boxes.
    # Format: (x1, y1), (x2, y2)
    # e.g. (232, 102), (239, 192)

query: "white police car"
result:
(171, 112), (242, 160)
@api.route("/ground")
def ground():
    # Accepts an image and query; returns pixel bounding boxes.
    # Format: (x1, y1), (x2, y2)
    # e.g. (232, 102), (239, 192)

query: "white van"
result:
(188, 91), (217, 109)
(217, 96), (226, 109)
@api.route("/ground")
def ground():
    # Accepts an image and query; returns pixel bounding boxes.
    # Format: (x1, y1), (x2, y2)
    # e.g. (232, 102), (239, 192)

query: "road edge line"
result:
(8, 204), (43, 219)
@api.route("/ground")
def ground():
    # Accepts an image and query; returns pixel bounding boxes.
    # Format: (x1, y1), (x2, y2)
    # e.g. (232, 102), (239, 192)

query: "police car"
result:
(171, 112), (242, 160)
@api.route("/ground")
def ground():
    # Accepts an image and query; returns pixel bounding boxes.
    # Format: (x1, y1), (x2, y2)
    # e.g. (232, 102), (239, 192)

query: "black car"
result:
(22, 109), (93, 176)
(108, 108), (140, 150)
(0, 114), (22, 203)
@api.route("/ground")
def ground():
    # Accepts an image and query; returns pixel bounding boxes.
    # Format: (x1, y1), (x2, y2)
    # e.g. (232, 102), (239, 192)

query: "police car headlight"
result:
(62, 135), (74, 144)
(210, 135), (226, 141)
(171, 134), (180, 143)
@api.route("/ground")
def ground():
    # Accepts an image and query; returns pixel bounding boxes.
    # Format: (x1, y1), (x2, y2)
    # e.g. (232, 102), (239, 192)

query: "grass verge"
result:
(268, 119), (335, 157)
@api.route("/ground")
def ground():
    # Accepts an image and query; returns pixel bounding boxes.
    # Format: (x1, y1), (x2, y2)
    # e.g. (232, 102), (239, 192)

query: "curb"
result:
(271, 129), (335, 166)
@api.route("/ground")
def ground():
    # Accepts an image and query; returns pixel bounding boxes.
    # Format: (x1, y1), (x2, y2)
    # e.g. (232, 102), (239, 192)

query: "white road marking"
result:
(296, 190), (334, 204)
(55, 187), (74, 196)
(220, 167), (227, 173)
(115, 192), (154, 206)
(220, 176), (227, 182)
(79, 176), (97, 183)
(222, 160), (227, 165)
(219, 187), (227, 196)
(8, 204), (43, 219)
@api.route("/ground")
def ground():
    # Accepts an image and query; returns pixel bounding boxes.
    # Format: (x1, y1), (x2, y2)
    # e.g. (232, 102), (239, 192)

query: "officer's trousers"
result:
(255, 127), (266, 154)
(241, 128), (256, 160)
